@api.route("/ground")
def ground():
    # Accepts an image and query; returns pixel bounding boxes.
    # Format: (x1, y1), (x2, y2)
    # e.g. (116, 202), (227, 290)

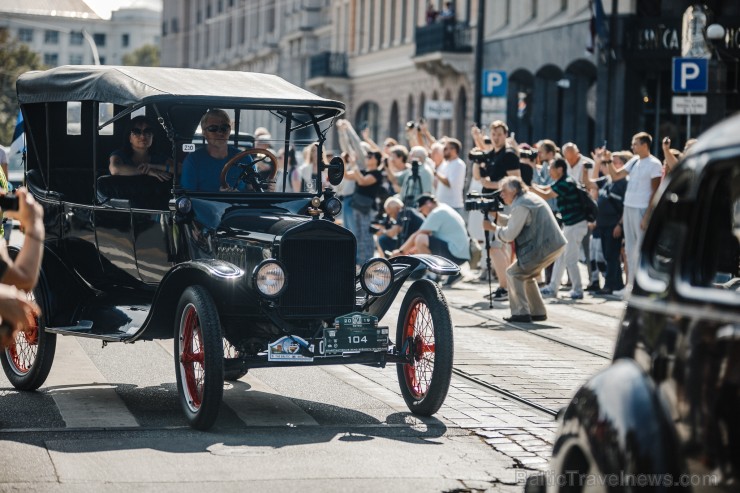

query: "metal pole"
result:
(687, 92), (692, 140)
(82, 29), (101, 65)
(473, 0), (486, 126)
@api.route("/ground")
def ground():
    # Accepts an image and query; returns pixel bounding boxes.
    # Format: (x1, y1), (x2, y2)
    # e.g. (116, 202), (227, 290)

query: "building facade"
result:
(0, 0), (161, 67)
(161, 0), (740, 154)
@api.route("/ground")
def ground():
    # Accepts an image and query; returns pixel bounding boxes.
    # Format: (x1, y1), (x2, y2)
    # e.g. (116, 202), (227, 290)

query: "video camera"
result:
(369, 214), (396, 234)
(410, 159), (421, 178)
(468, 147), (493, 165)
(464, 191), (503, 214)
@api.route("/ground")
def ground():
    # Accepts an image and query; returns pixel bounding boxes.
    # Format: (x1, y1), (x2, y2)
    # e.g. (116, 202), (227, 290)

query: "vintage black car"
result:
(527, 116), (740, 492)
(1, 66), (459, 430)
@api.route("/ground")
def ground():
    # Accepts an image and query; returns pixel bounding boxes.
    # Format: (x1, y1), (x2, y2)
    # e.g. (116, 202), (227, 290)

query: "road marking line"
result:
(43, 336), (139, 428)
(156, 339), (317, 427)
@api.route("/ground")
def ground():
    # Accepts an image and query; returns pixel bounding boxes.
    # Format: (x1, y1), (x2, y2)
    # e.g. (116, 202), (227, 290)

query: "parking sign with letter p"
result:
(672, 57), (708, 93)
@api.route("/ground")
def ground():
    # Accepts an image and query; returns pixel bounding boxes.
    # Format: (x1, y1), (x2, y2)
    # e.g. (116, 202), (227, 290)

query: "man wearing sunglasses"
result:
(181, 109), (249, 192)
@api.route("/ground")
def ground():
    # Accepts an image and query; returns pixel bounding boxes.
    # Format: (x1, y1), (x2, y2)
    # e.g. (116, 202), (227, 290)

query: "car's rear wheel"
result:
(0, 271), (56, 391)
(395, 279), (453, 416)
(174, 286), (224, 430)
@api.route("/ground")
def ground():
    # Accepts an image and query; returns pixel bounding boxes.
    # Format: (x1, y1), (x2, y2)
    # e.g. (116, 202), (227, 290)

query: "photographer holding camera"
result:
(483, 177), (565, 323)
(375, 196), (424, 255)
(469, 121), (520, 300)
(392, 194), (469, 286)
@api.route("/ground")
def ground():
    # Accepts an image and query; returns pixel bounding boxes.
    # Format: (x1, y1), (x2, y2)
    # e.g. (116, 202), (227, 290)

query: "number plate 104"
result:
(323, 327), (389, 355)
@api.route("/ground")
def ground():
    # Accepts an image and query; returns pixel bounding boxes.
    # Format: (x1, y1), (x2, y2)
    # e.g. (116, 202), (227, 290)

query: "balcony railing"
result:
(415, 21), (472, 56)
(309, 52), (348, 78)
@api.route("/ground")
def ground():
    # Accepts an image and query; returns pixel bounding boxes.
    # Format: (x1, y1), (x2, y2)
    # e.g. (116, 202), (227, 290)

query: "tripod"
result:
(399, 163), (423, 246)
(482, 211), (494, 308)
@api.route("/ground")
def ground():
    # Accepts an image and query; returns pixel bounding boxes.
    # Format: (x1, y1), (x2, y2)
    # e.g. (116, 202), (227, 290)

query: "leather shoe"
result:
(595, 288), (613, 295)
(531, 314), (547, 322)
(503, 314), (533, 323)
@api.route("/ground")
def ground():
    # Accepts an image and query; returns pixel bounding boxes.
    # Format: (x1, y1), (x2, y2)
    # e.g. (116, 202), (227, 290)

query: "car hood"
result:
(190, 197), (317, 238)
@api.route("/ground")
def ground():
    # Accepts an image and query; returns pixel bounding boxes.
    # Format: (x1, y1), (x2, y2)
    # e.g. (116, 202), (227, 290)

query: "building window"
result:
(44, 30), (59, 44)
(505, 0), (511, 24)
(197, 10), (202, 23)
(218, 0), (223, 14)
(122, 34), (130, 47)
(18, 28), (33, 43)
(162, 21), (168, 36)
(70, 31), (84, 45)
(207, 4), (212, 19)
(43, 53), (59, 66)
(69, 54), (84, 65)
(98, 56), (106, 65)
(93, 33), (106, 47)
(171, 18), (179, 34)
(560, 0), (567, 11)
(531, 0), (538, 19)
(229, 0), (234, 7)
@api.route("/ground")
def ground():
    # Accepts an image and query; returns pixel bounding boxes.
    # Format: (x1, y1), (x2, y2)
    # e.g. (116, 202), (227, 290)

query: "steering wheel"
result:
(220, 148), (279, 192)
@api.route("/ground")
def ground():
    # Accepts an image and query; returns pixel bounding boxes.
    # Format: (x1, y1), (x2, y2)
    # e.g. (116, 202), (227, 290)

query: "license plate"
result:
(323, 327), (388, 354)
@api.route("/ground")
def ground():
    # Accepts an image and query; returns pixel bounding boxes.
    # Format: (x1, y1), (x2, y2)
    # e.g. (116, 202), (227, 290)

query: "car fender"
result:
(548, 359), (683, 491)
(365, 254), (459, 320)
(134, 260), (245, 340)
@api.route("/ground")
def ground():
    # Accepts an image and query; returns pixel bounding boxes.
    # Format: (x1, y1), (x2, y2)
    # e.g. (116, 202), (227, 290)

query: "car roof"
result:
(16, 65), (345, 116)
(684, 112), (740, 157)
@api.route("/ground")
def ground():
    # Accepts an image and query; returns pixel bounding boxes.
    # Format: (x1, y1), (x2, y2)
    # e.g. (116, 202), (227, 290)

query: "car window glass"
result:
(67, 102), (81, 135)
(99, 104), (114, 136)
(648, 170), (692, 279)
(689, 161), (740, 291)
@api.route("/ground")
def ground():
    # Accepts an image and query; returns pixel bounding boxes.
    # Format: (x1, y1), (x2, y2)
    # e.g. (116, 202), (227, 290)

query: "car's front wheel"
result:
(174, 286), (224, 430)
(395, 279), (453, 416)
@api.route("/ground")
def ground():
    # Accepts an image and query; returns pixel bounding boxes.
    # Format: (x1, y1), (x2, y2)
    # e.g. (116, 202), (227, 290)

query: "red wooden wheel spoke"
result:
(403, 299), (436, 399)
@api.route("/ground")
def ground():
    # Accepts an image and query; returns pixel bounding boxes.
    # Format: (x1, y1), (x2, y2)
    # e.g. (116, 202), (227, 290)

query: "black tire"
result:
(174, 286), (224, 430)
(0, 274), (56, 391)
(223, 337), (248, 381)
(395, 279), (453, 415)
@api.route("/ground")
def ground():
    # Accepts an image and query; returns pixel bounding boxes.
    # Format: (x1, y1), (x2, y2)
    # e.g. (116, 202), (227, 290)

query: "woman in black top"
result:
(346, 151), (384, 265)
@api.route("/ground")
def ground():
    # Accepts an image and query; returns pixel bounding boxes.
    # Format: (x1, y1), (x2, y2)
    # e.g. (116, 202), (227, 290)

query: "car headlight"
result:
(253, 260), (287, 298)
(323, 196), (342, 216)
(360, 258), (393, 296)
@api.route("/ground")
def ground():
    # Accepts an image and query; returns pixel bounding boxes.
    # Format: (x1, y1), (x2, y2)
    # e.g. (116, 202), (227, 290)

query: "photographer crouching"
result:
(482, 177), (565, 323)
(374, 196), (425, 256)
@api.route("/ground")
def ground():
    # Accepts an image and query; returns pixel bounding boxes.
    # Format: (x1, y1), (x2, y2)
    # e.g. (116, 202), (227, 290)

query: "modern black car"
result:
(526, 115), (740, 492)
(1, 65), (459, 430)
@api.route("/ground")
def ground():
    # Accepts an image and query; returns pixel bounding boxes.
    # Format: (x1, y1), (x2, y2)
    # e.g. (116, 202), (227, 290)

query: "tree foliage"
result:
(122, 44), (160, 67)
(0, 30), (44, 145)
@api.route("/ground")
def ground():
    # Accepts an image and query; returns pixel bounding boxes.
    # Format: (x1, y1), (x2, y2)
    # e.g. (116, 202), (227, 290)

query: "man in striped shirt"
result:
(531, 158), (589, 299)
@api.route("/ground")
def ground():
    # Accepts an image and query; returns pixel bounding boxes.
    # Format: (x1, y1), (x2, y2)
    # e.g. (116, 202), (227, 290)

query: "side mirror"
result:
(327, 156), (345, 186)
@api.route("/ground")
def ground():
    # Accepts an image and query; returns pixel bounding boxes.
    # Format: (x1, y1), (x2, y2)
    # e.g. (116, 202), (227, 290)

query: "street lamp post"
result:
(473, 0), (486, 126)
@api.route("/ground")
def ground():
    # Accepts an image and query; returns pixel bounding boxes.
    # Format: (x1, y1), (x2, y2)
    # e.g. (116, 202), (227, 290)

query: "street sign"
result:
(671, 95), (707, 115)
(672, 57), (708, 93)
(482, 70), (507, 97)
(424, 100), (454, 119)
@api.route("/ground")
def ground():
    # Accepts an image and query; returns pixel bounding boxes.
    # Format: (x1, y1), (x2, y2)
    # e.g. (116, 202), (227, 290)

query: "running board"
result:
(45, 320), (131, 342)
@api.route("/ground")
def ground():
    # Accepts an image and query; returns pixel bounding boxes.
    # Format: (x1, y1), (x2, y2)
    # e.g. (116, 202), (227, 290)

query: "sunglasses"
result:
(131, 127), (153, 136)
(205, 124), (231, 133)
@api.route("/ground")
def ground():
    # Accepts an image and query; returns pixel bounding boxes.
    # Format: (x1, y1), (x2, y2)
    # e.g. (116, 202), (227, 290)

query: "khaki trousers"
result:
(506, 246), (566, 317)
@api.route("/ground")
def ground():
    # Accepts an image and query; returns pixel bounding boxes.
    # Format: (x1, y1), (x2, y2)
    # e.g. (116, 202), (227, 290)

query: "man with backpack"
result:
(531, 158), (589, 300)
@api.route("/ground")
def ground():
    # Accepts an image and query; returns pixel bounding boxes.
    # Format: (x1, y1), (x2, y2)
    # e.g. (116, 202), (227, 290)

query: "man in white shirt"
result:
(434, 138), (466, 218)
(607, 131), (663, 290)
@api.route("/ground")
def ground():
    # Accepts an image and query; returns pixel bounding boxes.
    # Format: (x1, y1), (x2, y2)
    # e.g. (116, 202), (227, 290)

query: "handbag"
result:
(350, 192), (375, 213)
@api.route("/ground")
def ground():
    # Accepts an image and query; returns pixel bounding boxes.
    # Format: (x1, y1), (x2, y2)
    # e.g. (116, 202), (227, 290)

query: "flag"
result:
(8, 110), (24, 162)
(8, 110), (24, 159)
(586, 0), (609, 54)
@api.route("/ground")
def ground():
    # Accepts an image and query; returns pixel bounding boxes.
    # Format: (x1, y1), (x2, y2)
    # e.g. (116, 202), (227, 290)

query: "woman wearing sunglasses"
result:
(181, 109), (249, 192)
(109, 115), (173, 182)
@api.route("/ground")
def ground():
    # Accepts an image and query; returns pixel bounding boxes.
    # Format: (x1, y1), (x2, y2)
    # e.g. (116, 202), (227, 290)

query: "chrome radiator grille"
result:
(278, 233), (355, 318)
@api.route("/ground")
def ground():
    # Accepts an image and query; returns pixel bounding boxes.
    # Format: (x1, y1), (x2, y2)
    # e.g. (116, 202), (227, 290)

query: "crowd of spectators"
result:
(330, 112), (695, 318)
